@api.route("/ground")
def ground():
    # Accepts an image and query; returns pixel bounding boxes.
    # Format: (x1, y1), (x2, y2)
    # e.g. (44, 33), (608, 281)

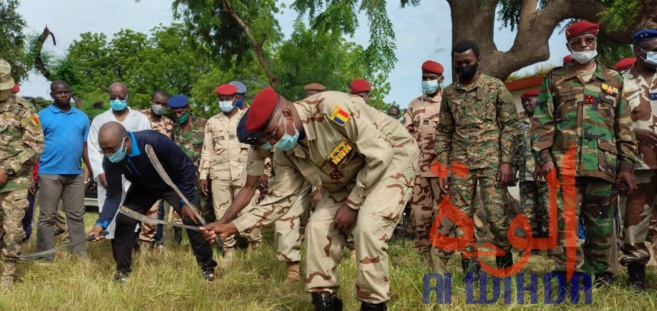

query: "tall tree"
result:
(0, 0), (29, 83)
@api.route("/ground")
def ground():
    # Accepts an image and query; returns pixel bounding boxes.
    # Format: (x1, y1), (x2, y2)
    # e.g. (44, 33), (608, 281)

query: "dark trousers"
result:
(112, 189), (217, 274)
(22, 190), (37, 241)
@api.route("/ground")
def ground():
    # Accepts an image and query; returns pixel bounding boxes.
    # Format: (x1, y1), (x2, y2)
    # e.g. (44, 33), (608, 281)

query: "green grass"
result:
(3, 211), (657, 310)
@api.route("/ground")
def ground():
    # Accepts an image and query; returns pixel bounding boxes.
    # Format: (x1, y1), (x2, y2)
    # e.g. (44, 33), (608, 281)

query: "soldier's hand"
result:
(438, 177), (450, 193)
(88, 225), (106, 242)
(181, 204), (200, 224)
(200, 221), (237, 242)
(617, 171), (637, 195)
(532, 170), (544, 186)
(635, 129), (657, 148)
(406, 124), (416, 133)
(0, 167), (8, 187)
(98, 173), (108, 189)
(496, 163), (514, 186)
(333, 204), (358, 233)
(29, 181), (38, 195)
(199, 179), (209, 196)
(310, 189), (322, 211)
(539, 161), (555, 179)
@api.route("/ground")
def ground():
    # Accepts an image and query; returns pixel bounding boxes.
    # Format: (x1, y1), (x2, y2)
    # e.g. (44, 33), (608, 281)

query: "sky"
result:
(17, 0), (571, 108)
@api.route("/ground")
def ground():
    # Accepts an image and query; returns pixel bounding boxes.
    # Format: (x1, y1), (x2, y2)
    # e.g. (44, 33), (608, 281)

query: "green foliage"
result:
(497, 0), (550, 31)
(596, 31), (634, 67)
(0, 0), (29, 83)
(598, 0), (642, 33)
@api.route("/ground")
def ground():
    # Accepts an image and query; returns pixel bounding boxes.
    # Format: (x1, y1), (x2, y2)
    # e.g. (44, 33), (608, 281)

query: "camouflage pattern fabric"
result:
(0, 189), (29, 260)
(519, 181), (549, 238)
(199, 109), (250, 181)
(409, 175), (441, 254)
(513, 117), (536, 182)
(138, 108), (174, 138)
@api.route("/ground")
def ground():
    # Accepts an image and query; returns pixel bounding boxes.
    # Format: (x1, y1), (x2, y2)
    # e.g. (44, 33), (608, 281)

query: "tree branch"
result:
(34, 25), (56, 80)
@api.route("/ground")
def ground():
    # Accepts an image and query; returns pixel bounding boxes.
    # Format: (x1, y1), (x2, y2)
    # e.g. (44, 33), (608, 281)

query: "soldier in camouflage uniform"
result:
(619, 29), (657, 291)
(531, 21), (637, 286)
(403, 60), (444, 265)
(513, 89), (549, 253)
(169, 95), (209, 245)
(0, 59), (44, 287)
(434, 41), (518, 277)
(201, 88), (418, 311)
(137, 90), (174, 249)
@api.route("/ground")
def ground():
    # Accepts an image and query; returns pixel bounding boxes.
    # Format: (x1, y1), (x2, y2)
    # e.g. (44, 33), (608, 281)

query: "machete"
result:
(119, 206), (201, 231)
(19, 231), (108, 260)
(144, 144), (223, 248)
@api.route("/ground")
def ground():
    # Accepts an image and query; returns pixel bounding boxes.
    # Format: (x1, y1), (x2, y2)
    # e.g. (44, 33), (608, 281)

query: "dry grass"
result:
(2, 211), (656, 310)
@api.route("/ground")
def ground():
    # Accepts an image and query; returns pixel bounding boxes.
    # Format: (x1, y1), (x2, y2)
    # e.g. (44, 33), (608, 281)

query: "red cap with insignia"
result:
(215, 84), (238, 96)
(614, 58), (636, 71)
(563, 55), (573, 64)
(565, 21), (599, 40)
(246, 87), (280, 132)
(521, 89), (539, 100)
(10, 84), (19, 94)
(421, 60), (444, 75)
(349, 79), (371, 93)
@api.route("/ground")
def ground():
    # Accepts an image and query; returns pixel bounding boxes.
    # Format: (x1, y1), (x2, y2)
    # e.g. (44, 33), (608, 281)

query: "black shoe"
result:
(173, 228), (182, 246)
(495, 252), (513, 269)
(461, 258), (480, 283)
(202, 269), (216, 281)
(311, 292), (343, 311)
(360, 302), (387, 311)
(594, 272), (614, 288)
(54, 229), (65, 236)
(114, 271), (129, 284)
(627, 262), (646, 291)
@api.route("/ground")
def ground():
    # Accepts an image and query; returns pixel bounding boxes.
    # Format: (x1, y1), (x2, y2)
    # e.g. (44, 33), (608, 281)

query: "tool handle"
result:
(87, 230), (110, 241)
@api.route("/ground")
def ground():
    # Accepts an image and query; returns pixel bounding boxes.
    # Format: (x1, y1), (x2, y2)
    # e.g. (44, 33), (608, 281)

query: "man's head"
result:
(229, 81), (248, 109)
(246, 87), (299, 151)
(151, 90), (169, 116)
(168, 94), (191, 125)
(421, 60), (444, 95)
(304, 83), (326, 98)
(632, 29), (657, 71)
(452, 40), (481, 83)
(50, 80), (72, 107)
(237, 109), (268, 148)
(565, 21), (599, 65)
(349, 79), (371, 103)
(387, 106), (400, 119)
(216, 84), (238, 114)
(98, 121), (131, 163)
(108, 82), (129, 112)
(520, 89), (539, 116)
(0, 59), (15, 101)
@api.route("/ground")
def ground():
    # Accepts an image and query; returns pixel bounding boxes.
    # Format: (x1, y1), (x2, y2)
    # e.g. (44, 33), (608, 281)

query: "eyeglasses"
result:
(101, 136), (127, 156)
(568, 35), (596, 47)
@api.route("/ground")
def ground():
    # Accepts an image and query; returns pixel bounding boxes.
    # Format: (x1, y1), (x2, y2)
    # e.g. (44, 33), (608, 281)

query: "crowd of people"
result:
(0, 19), (656, 310)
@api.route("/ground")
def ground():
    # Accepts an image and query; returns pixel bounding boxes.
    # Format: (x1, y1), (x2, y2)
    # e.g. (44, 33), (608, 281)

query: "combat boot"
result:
(360, 301), (387, 311)
(461, 258), (480, 283)
(431, 256), (450, 273)
(247, 241), (262, 254)
(223, 247), (235, 264)
(627, 262), (646, 291)
(282, 262), (302, 285)
(1, 261), (16, 289)
(311, 292), (343, 311)
(173, 228), (182, 245)
(594, 272), (614, 288)
(495, 252), (513, 270)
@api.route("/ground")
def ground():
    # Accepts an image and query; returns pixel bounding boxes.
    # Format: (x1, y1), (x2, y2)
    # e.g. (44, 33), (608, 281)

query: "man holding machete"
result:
(88, 121), (217, 283)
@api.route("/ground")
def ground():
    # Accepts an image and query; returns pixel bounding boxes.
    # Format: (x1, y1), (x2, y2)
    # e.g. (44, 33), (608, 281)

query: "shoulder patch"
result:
(330, 106), (350, 126)
(22, 113), (41, 130)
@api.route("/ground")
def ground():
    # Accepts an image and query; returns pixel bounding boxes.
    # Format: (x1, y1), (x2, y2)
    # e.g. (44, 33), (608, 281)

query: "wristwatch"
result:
(5, 167), (15, 176)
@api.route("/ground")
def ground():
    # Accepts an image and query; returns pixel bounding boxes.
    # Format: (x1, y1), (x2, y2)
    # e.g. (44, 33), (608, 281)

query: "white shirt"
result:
(87, 107), (151, 179)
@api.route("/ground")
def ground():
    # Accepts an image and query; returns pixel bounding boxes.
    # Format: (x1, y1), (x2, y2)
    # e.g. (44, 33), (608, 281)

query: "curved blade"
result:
(119, 206), (201, 231)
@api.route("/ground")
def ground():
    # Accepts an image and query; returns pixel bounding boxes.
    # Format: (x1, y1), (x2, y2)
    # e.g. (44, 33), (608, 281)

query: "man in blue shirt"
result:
(35, 80), (92, 261)
(88, 122), (217, 282)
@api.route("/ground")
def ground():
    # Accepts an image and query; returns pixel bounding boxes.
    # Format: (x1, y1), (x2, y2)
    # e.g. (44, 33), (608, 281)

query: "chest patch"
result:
(330, 107), (350, 126)
(601, 84), (618, 96)
(327, 140), (353, 166)
(650, 92), (657, 101)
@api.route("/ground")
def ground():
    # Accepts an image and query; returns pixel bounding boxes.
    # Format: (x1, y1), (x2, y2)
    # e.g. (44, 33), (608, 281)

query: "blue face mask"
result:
(274, 116), (299, 151)
(110, 99), (127, 111)
(422, 79), (440, 94)
(235, 98), (244, 109)
(640, 48), (657, 66)
(107, 137), (128, 163)
(260, 142), (273, 150)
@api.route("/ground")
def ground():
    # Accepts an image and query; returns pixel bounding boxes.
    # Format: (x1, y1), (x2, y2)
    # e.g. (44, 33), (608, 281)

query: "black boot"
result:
(594, 272), (614, 288)
(627, 262), (646, 291)
(173, 228), (182, 245)
(495, 252), (513, 269)
(311, 292), (343, 311)
(461, 258), (480, 282)
(360, 302), (387, 311)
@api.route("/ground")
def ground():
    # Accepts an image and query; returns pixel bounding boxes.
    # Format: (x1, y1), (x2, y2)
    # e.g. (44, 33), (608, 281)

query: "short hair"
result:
(50, 80), (69, 91)
(152, 90), (169, 99)
(452, 40), (480, 59)
(387, 106), (400, 113)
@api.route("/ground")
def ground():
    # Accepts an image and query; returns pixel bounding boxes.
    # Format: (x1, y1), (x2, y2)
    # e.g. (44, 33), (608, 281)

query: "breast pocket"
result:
(598, 93), (616, 126)
(212, 128), (227, 152)
(556, 91), (578, 122)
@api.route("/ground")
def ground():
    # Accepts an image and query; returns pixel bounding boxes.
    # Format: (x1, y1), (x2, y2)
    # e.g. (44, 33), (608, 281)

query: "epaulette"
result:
(13, 95), (37, 111)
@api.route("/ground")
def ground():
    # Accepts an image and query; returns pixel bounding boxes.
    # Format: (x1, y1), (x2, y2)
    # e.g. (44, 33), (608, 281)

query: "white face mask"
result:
(569, 43), (598, 64)
(151, 104), (166, 116)
(639, 48), (657, 66)
(219, 100), (234, 113)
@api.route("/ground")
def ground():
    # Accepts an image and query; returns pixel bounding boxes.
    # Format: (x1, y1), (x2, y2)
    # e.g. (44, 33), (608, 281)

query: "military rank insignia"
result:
(650, 93), (657, 101)
(601, 84), (618, 96)
(330, 106), (350, 126)
(584, 94), (595, 104)
(327, 141), (353, 166)
(23, 114), (41, 130)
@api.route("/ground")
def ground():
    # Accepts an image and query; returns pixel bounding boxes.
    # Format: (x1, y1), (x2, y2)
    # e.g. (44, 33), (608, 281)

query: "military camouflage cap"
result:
(0, 59), (15, 91)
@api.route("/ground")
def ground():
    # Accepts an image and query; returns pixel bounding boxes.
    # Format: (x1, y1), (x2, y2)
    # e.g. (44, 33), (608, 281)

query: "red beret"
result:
(614, 57), (636, 71)
(349, 79), (371, 93)
(10, 84), (19, 94)
(565, 21), (599, 40)
(422, 60), (444, 75)
(245, 87), (279, 132)
(521, 89), (539, 100)
(216, 84), (238, 96)
(563, 55), (573, 64)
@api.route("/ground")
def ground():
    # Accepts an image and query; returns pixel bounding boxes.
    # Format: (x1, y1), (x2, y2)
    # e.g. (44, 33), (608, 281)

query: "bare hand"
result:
(496, 163), (514, 186)
(199, 179), (208, 196)
(438, 177), (450, 193)
(98, 173), (108, 189)
(200, 221), (237, 242)
(617, 171), (638, 195)
(0, 167), (8, 188)
(310, 189), (323, 211)
(333, 204), (358, 233)
(29, 181), (38, 195)
(88, 225), (106, 242)
(539, 161), (555, 179)
(532, 170), (544, 186)
(635, 129), (657, 148)
(181, 204), (200, 224)
(406, 124), (416, 133)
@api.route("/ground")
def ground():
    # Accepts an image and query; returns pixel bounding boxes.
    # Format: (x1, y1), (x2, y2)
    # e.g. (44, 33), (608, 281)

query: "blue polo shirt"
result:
(38, 104), (90, 175)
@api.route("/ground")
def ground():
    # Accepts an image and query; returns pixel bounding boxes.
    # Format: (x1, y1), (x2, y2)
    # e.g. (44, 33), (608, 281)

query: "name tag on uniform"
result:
(650, 93), (657, 101)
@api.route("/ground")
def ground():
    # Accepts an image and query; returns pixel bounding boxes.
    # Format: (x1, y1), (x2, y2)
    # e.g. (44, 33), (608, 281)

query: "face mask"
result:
(274, 116), (299, 151)
(151, 104), (166, 116)
(422, 79), (440, 94)
(235, 98), (244, 109)
(640, 48), (657, 66)
(176, 112), (189, 125)
(456, 64), (478, 81)
(110, 99), (127, 111)
(219, 100), (234, 113)
(260, 142), (273, 150)
(107, 137), (128, 163)
(570, 49), (597, 64)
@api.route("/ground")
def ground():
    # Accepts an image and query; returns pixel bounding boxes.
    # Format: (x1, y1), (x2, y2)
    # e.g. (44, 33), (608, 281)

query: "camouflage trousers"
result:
(435, 168), (511, 260)
(519, 181), (549, 238)
(274, 182), (311, 263)
(620, 170), (657, 266)
(409, 176), (441, 254)
(211, 178), (261, 249)
(305, 168), (414, 304)
(552, 176), (615, 274)
(0, 189), (28, 265)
